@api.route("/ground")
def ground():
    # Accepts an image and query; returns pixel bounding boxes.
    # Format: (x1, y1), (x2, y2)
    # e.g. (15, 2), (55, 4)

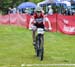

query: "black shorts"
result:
(34, 23), (44, 29)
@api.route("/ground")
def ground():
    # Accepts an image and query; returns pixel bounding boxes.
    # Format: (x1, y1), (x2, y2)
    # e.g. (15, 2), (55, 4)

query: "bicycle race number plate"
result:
(37, 28), (44, 34)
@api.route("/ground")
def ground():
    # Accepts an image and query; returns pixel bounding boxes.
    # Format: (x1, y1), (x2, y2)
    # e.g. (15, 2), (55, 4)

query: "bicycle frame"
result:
(35, 28), (44, 61)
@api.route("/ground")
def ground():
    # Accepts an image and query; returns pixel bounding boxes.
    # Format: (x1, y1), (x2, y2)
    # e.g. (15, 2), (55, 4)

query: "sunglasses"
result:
(36, 11), (41, 13)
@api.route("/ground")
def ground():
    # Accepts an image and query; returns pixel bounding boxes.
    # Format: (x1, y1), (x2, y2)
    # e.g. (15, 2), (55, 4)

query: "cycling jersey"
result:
(33, 13), (44, 28)
(29, 12), (51, 30)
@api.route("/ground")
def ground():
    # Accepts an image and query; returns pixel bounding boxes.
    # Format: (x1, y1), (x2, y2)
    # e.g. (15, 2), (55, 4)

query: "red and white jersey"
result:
(33, 13), (44, 24)
(29, 12), (52, 30)
(30, 13), (49, 24)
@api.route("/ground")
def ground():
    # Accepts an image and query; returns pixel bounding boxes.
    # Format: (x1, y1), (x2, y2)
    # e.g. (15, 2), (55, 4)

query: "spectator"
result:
(8, 7), (16, 14)
(63, 8), (68, 15)
(12, 7), (16, 14)
(8, 7), (13, 14)
(24, 8), (29, 14)
(48, 5), (53, 15)
(65, 8), (69, 15)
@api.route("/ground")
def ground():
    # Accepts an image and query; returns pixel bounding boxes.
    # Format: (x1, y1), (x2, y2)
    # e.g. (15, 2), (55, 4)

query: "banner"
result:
(0, 13), (75, 35)
(47, 14), (57, 32)
(0, 15), (9, 24)
(9, 14), (17, 24)
(57, 14), (75, 35)
(15, 13), (26, 28)
(9, 13), (31, 28)
(24, 14), (32, 28)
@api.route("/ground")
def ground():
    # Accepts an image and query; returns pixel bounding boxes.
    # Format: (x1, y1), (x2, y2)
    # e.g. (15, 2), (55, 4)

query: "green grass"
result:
(0, 25), (75, 67)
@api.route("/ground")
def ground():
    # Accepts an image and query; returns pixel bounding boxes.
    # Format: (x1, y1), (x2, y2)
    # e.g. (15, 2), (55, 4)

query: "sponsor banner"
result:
(57, 14), (75, 35)
(9, 14), (17, 24)
(24, 14), (32, 28)
(0, 13), (75, 35)
(15, 13), (26, 28)
(0, 15), (9, 24)
(9, 13), (31, 28)
(47, 14), (57, 32)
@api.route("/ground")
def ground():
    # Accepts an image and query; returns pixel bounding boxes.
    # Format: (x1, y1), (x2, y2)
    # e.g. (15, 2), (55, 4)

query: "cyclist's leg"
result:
(32, 30), (36, 45)
(32, 24), (37, 46)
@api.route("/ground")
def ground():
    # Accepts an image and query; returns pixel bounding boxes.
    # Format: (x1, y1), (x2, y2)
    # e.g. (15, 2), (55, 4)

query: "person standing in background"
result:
(48, 5), (53, 15)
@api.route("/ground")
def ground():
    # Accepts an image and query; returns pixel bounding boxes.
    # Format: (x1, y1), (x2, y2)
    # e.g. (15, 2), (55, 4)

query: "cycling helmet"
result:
(34, 6), (42, 12)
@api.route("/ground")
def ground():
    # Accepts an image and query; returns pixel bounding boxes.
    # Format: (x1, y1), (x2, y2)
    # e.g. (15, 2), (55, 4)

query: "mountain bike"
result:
(35, 28), (44, 61)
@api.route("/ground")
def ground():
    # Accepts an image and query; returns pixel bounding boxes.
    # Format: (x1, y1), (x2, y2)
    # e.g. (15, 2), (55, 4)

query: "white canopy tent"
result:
(37, 0), (71, 6)
(61, 1), (71, 7)
(37, 0), (61, 6)
(37, 0), (71, 14)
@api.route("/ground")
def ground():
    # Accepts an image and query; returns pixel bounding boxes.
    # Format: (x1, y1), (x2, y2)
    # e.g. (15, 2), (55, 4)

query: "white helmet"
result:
(34, 6), (42, 12)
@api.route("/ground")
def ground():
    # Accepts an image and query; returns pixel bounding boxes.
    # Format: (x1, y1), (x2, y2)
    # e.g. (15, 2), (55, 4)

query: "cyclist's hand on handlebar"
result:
(45, 27), (52, 32)
(49, 27), (52, 31)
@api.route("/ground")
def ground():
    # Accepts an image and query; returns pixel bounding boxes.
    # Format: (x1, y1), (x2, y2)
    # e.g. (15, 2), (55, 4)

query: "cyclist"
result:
(29, 6), (52, 47)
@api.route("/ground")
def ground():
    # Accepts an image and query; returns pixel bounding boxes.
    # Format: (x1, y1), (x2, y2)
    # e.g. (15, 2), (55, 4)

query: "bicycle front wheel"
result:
(39, 35), (44, 61)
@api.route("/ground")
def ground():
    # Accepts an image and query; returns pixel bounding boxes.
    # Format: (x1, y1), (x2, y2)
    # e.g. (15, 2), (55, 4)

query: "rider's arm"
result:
(44, 16), (52, 30)
(29, 16), (34, 30)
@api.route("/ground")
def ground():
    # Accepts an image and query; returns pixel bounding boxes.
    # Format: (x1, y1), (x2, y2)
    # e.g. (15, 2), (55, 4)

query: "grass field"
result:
(0, 25), (75, 67)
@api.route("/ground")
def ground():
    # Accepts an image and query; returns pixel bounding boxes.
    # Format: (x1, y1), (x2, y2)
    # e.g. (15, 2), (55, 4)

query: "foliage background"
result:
(0, 0), (74, 14)
(0, 0), (43, 14)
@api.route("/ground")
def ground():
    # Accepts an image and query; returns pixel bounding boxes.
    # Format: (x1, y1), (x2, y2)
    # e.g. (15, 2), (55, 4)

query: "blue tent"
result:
(17, 2), (36, 9)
